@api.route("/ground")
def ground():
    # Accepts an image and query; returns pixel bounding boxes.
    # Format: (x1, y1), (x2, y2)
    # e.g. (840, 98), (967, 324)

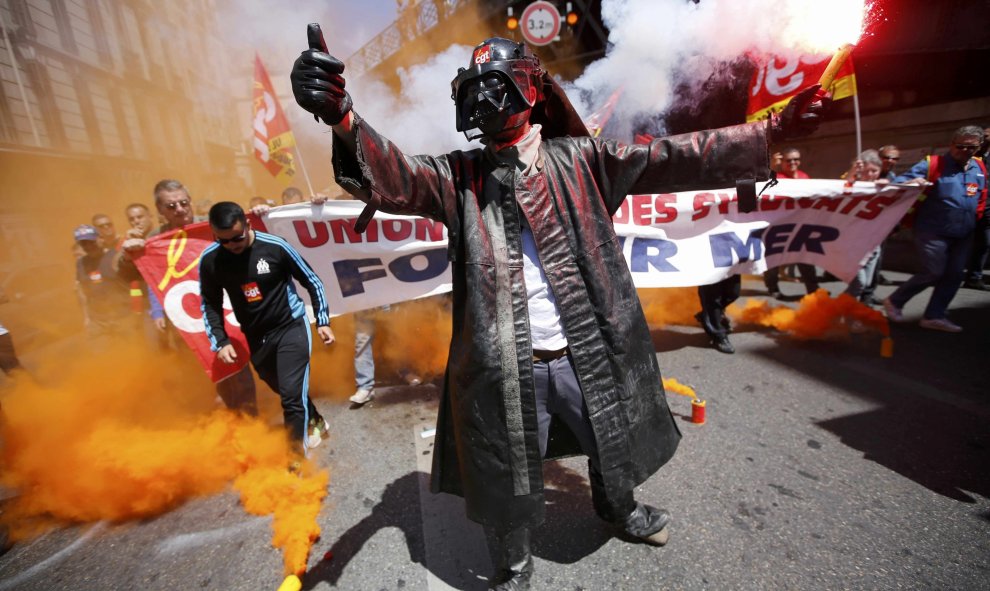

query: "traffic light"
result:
(507, 7), (518, 30)
(565, 2), (579, 26)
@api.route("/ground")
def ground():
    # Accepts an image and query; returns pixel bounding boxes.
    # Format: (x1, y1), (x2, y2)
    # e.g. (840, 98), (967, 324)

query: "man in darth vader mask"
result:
(292, 26), (823, 590)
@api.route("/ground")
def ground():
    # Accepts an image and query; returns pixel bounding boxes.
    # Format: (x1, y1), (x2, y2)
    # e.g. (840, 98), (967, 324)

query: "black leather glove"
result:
(291, 24), (353, 126)
(769, 84), (828, 143)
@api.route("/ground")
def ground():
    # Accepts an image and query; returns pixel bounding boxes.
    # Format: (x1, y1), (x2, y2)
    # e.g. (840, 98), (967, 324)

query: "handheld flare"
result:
(817, 43), (855, 91)
(277, 574), (302, 591)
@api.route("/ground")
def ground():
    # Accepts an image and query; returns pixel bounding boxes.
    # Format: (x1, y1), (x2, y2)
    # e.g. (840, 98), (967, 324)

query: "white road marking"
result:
(0, 521), (106, 590)
(414, 424), (491, 591)
(154, 517), (269, 556)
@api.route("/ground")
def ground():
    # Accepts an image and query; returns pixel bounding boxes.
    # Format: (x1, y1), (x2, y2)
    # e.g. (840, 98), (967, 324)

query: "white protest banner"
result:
(615, 179), (921, 287)
(259, 201), (451, 316)
(256, 180), (921, 315)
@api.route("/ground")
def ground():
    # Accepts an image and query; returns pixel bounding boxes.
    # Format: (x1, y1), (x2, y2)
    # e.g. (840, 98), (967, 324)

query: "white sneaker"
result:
(918, 317), (962, 333)
(882, 297), (905, 323)
(307, 417), (330, 448)
(405, 373), (422, 387)
(349, 388), (374, 405)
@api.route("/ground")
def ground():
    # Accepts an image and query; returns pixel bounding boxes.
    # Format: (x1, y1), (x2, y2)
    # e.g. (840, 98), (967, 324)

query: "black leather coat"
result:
(332, 114), (769, 528)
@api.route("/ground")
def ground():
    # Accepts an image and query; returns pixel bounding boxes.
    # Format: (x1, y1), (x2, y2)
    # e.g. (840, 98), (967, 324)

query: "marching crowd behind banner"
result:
(135, 180), (921, 382)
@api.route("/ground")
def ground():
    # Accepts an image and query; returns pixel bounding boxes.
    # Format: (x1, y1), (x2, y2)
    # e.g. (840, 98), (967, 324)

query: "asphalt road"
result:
(1, 274), (988, 591)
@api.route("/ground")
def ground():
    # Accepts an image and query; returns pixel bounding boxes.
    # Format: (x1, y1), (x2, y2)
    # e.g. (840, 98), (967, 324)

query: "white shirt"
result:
(495, 124), (568, 349)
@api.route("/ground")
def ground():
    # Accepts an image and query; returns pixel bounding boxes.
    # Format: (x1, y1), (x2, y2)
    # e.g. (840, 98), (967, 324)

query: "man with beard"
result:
(291, 28), (823, 589)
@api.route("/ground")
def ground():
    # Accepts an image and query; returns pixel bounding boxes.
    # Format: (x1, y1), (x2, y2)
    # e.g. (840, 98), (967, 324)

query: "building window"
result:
(51, 0), (78, 53)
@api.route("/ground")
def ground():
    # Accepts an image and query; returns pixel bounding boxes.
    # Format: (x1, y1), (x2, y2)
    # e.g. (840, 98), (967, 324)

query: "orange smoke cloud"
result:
(662, 377), (697, 399)
(729, 289), (889, 338)
(309, 297), (453, 403)
(638, 287), (701, 327)
(373, 297), (452, 377)
(0, 335), (326, 575)
(235, 464), (328, 575)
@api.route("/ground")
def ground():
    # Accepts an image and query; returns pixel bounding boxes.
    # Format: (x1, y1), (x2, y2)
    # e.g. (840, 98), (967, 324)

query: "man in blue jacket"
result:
(883, 126), (987, 332)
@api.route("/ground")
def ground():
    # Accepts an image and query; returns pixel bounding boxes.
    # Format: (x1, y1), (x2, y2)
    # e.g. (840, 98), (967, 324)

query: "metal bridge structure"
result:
(345, 0), (608, 85)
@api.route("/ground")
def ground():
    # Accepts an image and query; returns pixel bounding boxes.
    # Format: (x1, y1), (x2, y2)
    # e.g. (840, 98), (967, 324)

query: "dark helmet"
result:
(451, 38), (546, 140)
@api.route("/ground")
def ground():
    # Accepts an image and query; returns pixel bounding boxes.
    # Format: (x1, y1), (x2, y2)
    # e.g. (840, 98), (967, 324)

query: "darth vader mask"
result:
(451, 38), (544, 141)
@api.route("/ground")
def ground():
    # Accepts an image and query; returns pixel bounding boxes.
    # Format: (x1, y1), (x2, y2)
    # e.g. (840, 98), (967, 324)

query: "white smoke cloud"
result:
(348, 45), (477, 155)
(569, 0), (870, 138)
(286, 0), (869, 153)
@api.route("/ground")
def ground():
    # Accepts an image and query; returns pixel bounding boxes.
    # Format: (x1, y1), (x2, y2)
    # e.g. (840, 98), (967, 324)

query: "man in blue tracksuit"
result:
(883, 125), (988, 332)
(199, 201), (335, 452)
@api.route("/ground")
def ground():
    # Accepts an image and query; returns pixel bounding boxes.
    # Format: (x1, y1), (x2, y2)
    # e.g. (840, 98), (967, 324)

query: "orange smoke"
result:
(235, 464), (328, 575)
(638, 287), (701, 327)
(309, 297), (453, 403)
(728, 289), (889, 338)
(662, 377), (697, 399)
(0, 336), (327, 575)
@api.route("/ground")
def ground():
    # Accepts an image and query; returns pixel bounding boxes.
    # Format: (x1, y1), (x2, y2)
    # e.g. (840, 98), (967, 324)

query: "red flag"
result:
(746, 52), (856, 122)
(584, 88), (623, 138)
(132, 218), (267, 383)
(253, 54), (297, 182)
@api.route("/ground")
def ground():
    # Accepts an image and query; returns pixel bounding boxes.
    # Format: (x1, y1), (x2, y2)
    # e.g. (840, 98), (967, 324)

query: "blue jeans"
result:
(844, 246), (880, 300)
(354, 309), (376, 390)
(889, 231), (973, 320)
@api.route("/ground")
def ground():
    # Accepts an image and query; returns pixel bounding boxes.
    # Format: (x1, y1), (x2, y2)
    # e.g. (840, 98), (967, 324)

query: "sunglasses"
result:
(216, 231), (249, 245)
(953, 144), (980, 151)
(882, 156), (899, 161)
(163, 199), (191, 210)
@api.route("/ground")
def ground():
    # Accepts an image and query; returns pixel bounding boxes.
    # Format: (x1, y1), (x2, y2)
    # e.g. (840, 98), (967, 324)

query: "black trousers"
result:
(966, 218), (990, 282)
(250, 317), (321, 448)
(697, 275), (741, 339)
(764, 264), (818, 294)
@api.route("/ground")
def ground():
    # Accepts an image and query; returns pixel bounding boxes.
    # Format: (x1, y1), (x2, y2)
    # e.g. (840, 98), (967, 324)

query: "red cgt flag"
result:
(253, 54), (296, 183)
(746, 52), (856, 122)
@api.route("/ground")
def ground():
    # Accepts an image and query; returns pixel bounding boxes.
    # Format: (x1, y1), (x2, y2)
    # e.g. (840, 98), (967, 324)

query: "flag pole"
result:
(293, 143), (315, 196)
(853, 90), (862, 156)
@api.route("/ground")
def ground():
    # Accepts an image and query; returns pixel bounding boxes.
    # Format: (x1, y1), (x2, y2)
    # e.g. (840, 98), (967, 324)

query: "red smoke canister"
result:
(691, 399), (706, 425)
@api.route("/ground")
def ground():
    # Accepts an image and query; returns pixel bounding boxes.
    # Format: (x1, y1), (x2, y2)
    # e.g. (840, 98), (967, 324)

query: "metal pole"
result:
(294, 142), (315, 196)
(0, 15), (42, 147)
(853, 91), (862, 156)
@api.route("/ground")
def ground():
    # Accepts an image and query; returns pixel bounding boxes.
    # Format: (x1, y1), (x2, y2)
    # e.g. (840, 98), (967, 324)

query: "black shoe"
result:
(621, 502), (671, 546)
(862, 296), (883, 307)
(491, 571), (532, 591)
(963, 279), (990, 291)
(877, 274), (894, 286)
(712, 335), (735, 354)
(694, 311), (704, 325)
(486, 527), (533, 591)
(769, 290), (783, 300)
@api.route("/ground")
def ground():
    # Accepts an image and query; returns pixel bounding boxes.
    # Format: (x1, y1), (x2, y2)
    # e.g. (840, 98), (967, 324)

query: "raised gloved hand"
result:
(291, 24), (352, 126)
(769, 84), (828, 142)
